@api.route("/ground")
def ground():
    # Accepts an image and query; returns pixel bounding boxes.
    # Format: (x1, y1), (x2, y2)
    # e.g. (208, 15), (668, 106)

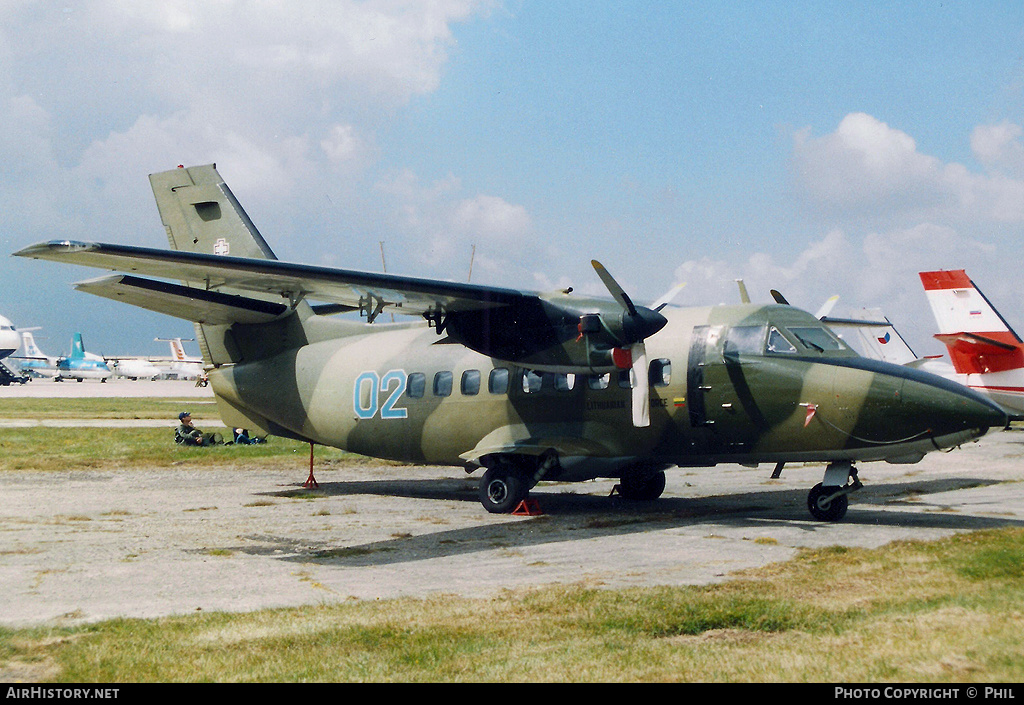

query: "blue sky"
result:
(2, 1), (1023, 360)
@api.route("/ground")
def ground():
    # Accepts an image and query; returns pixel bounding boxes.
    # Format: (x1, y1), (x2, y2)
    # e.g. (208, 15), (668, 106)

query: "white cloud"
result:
(0, 1), (490, 189)
(452, 195), (532, 242)
(372, 169), (533, 270)
(791, 112), (1024, 224)
(971, 121), (1024, 177)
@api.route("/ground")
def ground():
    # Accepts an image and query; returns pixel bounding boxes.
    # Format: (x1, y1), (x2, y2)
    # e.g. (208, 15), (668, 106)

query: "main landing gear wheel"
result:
(617, 470), (667, 501)
(479, 464), (529, 514)
(807, 483), (849, 522)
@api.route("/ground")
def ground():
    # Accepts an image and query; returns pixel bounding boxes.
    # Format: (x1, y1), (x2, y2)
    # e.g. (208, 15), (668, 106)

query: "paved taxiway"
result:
(1, 379), (1023, 628)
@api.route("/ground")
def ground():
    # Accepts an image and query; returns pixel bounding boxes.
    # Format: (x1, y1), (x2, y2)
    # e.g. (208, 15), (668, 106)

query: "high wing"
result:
(13, 240), (667, 384)
(14, 162), (666, 426)
(14, 240), (530, 324)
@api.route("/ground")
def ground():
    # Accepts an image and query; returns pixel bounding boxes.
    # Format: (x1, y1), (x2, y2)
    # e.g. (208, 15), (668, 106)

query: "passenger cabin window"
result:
(489, 368), (509, 394)
(522, 370), (543, 393)
(407, 372), (426, 398)
(433, 371), (453, 397)
(521, 370), (578, 393)
(461, 370), (481, 395)
(588, 373), (610, 390)
(650, 358), (671, 387)
(618, 370), (633, 389)
(553, 373), (576, 391)
(766, 327), (797, 354)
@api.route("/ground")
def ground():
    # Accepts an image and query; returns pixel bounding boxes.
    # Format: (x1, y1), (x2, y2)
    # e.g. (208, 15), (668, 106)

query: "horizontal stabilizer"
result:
(934, 331), (1020, 355)
(75, 274), (288, 325)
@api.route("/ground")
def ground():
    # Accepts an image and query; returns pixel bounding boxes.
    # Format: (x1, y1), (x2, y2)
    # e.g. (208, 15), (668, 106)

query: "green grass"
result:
(2, 529), (1023, 682)
(0, 397), (368, 470)
(0, 426), (367, 470)
(0, 397), (216, 420)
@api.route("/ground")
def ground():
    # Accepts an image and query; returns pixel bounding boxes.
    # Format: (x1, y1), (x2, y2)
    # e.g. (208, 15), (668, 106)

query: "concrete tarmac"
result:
(1, 379), (1023, 629)
(0, 377), (214, 399)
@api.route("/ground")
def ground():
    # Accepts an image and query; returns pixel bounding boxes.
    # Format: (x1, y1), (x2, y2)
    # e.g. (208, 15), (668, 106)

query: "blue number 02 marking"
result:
(379, 370), (409, 419)
(353, 370), (408, 420)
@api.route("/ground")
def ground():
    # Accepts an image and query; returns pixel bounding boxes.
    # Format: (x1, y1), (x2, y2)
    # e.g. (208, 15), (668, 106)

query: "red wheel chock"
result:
(512, 498), (543, 516)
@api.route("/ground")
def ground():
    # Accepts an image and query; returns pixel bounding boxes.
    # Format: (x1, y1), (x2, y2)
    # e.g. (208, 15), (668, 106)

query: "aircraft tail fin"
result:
(149, 164), (278, 262)
(22, 332), (45, 358)
(919, 269), (1024, 374)
(168, 338), (187, 361)
(69, 333), (85, 359)
(821, 308), (919, 365)
(148, 164), (313, 367)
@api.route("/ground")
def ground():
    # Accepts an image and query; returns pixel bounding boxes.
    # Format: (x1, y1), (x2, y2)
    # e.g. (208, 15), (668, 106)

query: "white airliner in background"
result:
(111, 357), (162, 380)
(0, 314), (28, 385)
(14, 331), (59, 378)
(0, 315), (20, 358)
(154, 337), (204, 379)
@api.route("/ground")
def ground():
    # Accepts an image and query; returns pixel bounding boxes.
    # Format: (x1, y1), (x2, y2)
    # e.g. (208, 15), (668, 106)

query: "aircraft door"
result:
(687, 324), (768, 456)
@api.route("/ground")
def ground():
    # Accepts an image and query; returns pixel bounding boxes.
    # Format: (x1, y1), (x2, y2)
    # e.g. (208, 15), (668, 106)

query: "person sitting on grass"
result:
(233, 428), (266, 445)
(174, 411), (224, 446)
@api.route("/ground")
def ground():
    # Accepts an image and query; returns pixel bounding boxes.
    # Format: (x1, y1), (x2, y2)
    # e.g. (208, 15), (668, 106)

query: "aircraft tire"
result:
(807, 483), (848, 522)
(618, 469), (667, 501)
(479, 464), (528, 514)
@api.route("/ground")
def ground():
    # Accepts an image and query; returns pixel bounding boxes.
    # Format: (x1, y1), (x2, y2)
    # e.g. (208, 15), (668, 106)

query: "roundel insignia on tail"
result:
(877, 332), (890, 344)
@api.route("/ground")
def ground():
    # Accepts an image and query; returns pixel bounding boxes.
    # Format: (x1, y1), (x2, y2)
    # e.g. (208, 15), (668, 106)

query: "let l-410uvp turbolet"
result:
(15, 164), (1009, 521)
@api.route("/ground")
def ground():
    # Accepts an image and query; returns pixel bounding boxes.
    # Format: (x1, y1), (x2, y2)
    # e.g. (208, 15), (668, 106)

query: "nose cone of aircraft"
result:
(900, 371), (1009, 436)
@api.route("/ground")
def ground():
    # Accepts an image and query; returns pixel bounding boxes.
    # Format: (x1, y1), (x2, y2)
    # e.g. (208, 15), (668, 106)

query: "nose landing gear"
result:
(807, 461), (863, 522)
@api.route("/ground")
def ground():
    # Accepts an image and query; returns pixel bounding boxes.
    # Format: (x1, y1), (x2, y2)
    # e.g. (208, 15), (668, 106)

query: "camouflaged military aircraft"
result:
(14, 164), (1010, 521)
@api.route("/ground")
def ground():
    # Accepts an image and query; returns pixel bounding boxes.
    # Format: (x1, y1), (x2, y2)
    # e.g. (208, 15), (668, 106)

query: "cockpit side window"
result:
(788, 326), (847, 352)
(724, 325), (768, 359)
(766, 327), (797, 354)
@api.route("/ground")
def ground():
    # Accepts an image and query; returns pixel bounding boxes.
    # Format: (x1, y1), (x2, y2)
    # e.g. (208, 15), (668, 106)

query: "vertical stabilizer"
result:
(149, 165), (277, 262)
(170, 338), (187, 361)
(920, 270), (1024, 375)
(23, 332), (45, 358)
(69, 333), (85, 359)
(148, 164), (312, 367)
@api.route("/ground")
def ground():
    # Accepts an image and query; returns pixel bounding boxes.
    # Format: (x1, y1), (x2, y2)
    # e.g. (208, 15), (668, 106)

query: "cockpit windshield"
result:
(723, 321), (849, 358)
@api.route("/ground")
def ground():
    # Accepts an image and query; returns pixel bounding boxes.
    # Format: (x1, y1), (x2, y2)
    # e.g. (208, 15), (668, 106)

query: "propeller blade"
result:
(590, 260), (668, 345)
(736, 279), (750, 304)
(770, 289), (790, 305)
(591, 260), (638, 316)
(815, 295), (839, 319)
(630, 342), (650, 427)
(652, 282), (686, 311)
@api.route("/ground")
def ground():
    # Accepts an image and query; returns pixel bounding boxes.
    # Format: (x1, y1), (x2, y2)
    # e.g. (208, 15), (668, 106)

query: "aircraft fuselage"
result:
(209, 301), (1002, 483)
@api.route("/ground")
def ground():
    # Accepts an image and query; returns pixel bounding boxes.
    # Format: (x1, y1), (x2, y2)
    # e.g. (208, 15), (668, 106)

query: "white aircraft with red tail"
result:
(920, 269), (1024, 418)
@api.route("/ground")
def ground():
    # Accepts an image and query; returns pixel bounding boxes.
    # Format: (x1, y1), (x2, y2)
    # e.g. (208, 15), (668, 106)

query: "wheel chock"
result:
(512, 499), (543, 516)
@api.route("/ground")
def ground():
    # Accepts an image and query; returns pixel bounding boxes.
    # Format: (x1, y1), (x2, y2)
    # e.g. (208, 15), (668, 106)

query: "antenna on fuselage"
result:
(378, 241), (395, 323)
